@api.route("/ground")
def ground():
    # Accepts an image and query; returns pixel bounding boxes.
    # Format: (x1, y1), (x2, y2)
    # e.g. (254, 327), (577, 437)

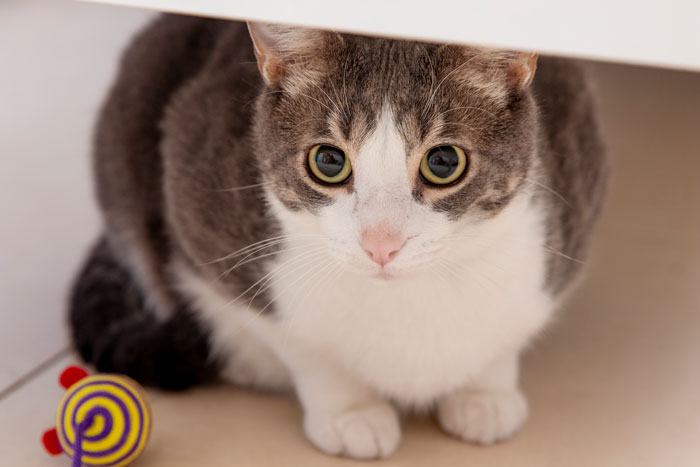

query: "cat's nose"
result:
(360, 229), (405, 266)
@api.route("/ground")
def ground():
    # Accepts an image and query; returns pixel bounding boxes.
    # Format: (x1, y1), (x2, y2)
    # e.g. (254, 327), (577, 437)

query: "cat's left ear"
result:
(506, 52), (538, 88)
(247, 22), (333, 86)
(452, 47), (538, 93)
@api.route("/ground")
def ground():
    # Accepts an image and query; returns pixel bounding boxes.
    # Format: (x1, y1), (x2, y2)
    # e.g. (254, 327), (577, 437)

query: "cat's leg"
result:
(218, 321), (293, 391)
(284, 350), (401, 459)
(437, 351), (528, 445)
(212, 312), (400, 458)
(175, 264), (400, 457)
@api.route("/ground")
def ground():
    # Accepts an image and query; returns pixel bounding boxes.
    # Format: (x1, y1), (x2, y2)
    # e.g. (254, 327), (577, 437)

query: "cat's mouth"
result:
(374, 269), (397, 281)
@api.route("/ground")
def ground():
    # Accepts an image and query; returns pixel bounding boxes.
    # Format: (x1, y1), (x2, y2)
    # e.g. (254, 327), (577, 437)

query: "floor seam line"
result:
(0, 347), (72, 402)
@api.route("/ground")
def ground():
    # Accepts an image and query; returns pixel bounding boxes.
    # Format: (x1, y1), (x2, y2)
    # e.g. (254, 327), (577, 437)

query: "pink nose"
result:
(360, 229), (405, 266)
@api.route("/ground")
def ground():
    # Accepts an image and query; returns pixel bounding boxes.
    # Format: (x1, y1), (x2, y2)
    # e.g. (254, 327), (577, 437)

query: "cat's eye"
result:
(308, 145), (352, 184)
(419, 146), (468, 186)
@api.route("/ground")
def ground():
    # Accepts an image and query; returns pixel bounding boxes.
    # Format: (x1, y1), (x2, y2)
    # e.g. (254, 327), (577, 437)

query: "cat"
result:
(70, 14), (608, 459)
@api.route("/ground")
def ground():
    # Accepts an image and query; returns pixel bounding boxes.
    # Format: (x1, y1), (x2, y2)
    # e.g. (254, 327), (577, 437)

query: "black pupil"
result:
(315, 146), (345, 178)
(427, 146), (460, 179)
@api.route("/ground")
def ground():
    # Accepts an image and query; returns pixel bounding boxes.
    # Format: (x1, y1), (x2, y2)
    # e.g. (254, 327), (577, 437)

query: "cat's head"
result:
(249, 23), (538, 280)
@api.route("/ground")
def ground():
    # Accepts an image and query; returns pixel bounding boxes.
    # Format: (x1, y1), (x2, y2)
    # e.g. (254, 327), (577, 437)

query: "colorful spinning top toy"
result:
(42, 366), (152, 467)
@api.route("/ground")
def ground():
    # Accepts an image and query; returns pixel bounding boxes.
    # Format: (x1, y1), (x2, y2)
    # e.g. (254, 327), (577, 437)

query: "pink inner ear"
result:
(247, 22), (287, 84)
(508, 52), (538, 88)
(59, 366), (89, 389)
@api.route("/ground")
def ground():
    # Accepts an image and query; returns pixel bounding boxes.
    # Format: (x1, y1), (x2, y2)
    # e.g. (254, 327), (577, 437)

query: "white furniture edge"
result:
(79, 0), (700, 72)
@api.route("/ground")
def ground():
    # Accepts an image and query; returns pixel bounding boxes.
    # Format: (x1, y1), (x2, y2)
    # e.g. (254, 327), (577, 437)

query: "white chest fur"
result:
(268, 196), (552, 404)
(180, 193), (554, 407)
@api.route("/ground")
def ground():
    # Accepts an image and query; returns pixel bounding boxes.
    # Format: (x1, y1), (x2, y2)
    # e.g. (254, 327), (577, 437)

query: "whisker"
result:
(211, 248), (328, 317)
(212, 182), (270, 193)
(201, 234), (322, 266)
(242, 89), (285, 107)
(237, 251), (330, 328)
(342, 54), (352, 118)
(278, 258), (339, 333)
(444, 232), (482, 239)
(251, 255), (335, 317)
(542, 244), (584, 264)
(421, 49), (493, 119)
(220, 237), (322, 269)
(431, 121), (478, 133)
(237, 248), (328, 311)
(305, 80), (345, 122)
(217, 243), (324, 281)
(293, 91), (337, 115)
(421, 43), (437, 98)
(281, 262), (342, 346)
(439, 257), (500, 295)
(434, 105), (498, 121)
(295, 117), (332, 128)
(203, 236), (291, 265)
(522, 177), (571, 207)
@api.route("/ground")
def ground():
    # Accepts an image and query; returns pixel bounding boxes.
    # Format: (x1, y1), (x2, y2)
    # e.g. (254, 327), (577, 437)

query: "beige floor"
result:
(1, 1), (700, 466)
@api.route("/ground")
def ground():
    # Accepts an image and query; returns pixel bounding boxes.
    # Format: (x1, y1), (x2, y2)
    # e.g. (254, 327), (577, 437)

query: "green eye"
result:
(308, 145), (352, 184)
(420, 145), (468, 185)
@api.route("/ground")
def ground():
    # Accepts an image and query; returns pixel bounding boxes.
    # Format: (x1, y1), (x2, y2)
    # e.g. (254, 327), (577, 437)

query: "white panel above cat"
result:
(80, 0), (700, 72)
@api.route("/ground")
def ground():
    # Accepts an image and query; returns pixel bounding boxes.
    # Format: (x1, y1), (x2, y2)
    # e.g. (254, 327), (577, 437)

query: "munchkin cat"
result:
(70, 14), (608, 459)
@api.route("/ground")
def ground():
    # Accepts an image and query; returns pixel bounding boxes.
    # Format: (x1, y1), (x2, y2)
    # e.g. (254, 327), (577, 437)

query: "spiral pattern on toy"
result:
(56, 375), (151, 467)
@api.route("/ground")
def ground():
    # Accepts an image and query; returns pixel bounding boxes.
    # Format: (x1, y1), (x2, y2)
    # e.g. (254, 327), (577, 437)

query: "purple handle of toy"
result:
(72, 407), (102, 467)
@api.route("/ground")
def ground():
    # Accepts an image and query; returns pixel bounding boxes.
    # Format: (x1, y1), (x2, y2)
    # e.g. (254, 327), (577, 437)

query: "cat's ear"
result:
(452, 47), (538, 92)
(247, 22), (331, 85)
(506, 52), (538, 89)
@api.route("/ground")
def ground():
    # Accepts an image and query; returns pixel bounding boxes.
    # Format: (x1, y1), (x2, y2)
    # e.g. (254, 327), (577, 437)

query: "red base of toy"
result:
(42, 428), (62, 456)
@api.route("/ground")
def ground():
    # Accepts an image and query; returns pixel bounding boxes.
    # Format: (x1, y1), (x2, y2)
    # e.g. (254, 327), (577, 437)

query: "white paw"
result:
(304, 403), (401, 459)
(437, 389), (528, 445)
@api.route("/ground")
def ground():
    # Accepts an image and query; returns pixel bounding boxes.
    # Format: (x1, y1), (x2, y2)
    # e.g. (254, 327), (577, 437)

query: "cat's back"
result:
(94, 13), (258, 219)
(108, 14), (250, 92)
(530, 57), (609, 293)
(531, 57), (601, 148)
(93, 15), (262, 303)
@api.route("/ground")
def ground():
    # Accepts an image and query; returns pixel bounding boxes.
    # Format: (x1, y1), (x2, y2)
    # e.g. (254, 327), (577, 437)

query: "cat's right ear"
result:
(247, 22), (329, 86)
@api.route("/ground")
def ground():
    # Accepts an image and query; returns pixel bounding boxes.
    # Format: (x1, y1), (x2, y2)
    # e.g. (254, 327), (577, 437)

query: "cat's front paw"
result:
(304, 403), (401, 459)
(437, 389), (528, 445)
